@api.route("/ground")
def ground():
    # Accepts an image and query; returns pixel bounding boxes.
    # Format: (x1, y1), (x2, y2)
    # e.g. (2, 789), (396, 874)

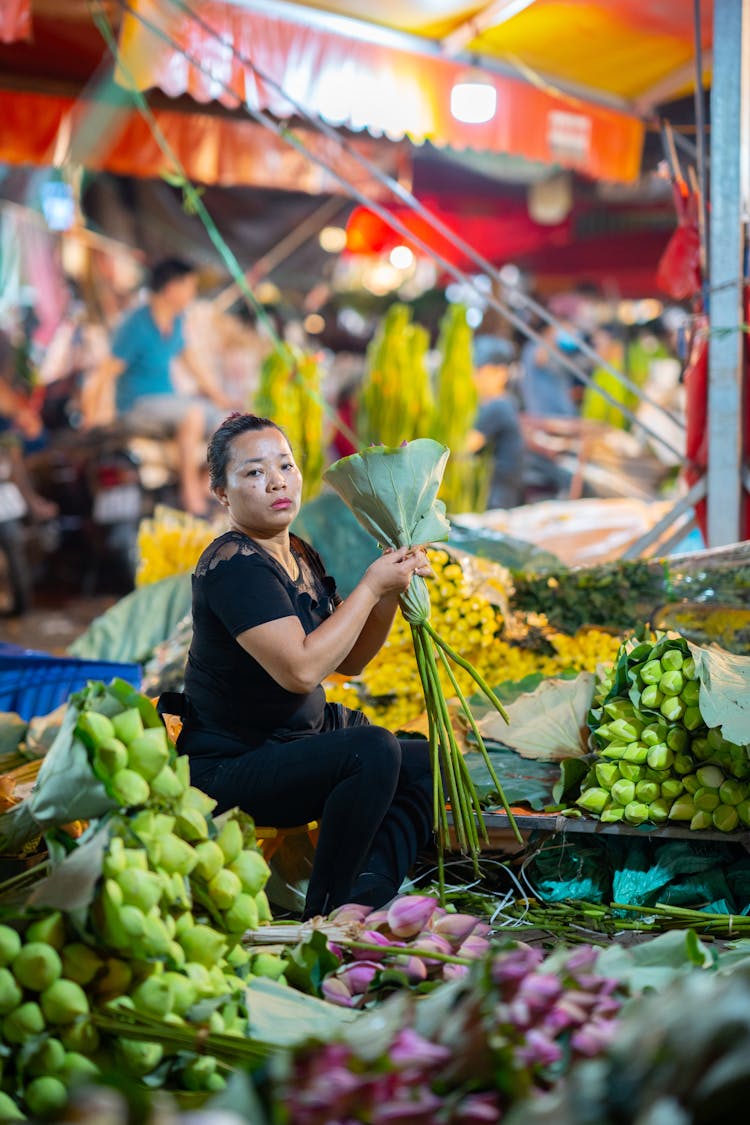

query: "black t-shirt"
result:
(184, 530), (341, 747)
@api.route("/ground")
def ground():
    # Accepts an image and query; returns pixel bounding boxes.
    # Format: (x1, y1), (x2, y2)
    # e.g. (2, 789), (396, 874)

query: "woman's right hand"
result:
(361, 546), (432, 601)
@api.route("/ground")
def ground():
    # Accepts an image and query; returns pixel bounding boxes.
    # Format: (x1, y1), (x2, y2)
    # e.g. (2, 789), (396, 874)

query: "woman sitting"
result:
(175, 412), (435, 919)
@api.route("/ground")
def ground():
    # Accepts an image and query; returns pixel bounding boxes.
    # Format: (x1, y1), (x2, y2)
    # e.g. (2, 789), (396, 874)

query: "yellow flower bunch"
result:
(136, 506), (222, 587)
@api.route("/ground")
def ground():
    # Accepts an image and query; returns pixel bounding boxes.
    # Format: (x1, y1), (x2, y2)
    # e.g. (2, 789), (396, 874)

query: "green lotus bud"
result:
(661, 777), (685, 801)
(115, 1038), (163, 1076)
(255, 890), (272, 924)
(0, 1091), (24, 1119)
(640, 685), (663, 710)
(25, 1076), (67, 1118)
(618, 762), (644, 783)
(170, 873), (192, 910)
(623, 742), (648, 764)
(648, 798), (670, 824)
(604, 700), (639, 721)
(682, 772), (702, 794)
(183, 962), (213, 995)
(693, 787), (720, 812)
(4, 1000), (45, 1042)
(193, 840), (224, 881)
(719, 779), (746, 807)
(123, 847), (149, 871)
(131, 976), (174, 1019)
(689, 737), (710, 760)
(112, 707), (144, 745)
(659, 671), (684, 698)
(175, 753), (191, 787)
(680, 681), (700, 709)
(0, 967), (22, 1015)
(706, 727), (725, 750)
(635, 780), (660, 804)
(182, 786), (217, 816)
(598, 805), (623, 823)
(665, 727), (688, 753)
(161, 971), (197, 1016)
(208, 868), (242, 911)
(641, 724), (667, 747)
(127, 728), (169, 781)
(25, 911), (66, 951)
(60, 1019), (100, 1054)
(594, 762), (620, 790)
(600, 742), (628, 760)
(251, 952), (286, 981)
(174, 807), (210, 843)
(216, 819), (244, 864)
(60, 1051), (100, 1083)
(696, 765), (725, 789)
(179, 925), (228, 967)
(575, 787), (609, 815)
(228, 850), (270, 897)
(61, 943), (103, 986)
(0, 925), (21, 968)
(28, 1036), (66, 1076)
(661, 648), (684, 672)
(611, 779), (636, 807)
(714, 804), (739, 833)
(149, 764), (184, 801)
(93, 958), (131, 997)
(660, 696), (685, 723)
(673, 753), (694, 775)
(103, 837), (127, 877)
(624, 801), (649, 826)
(682, 656), (696, 680)
(646, 744), (673, 771)
(608, 719), (643, 743)
(40, 979), (89, 1025)
(182, 1055), (217, 1091)
(13, 942), (63, 991)
(158, 833), (197, 876)
(93, 738), (129, 779)
(138, 914), (171, 958)
(640, 659), (663, 685)
(110, 768), (150, 808)
(76, 710), (115, 749)
(226, 944), (251, 969)
(223, 893), (259, 934)
(737, 799), (750, 828)
(116, 869), (162, 914)
(669, 795), (696, 821)
(208, 964), (232, 994)
(690, 809), (714, 830)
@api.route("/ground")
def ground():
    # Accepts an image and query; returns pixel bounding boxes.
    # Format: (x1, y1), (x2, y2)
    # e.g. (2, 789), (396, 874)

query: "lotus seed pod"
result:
(112, 707), (144, 745)
(27, 1036), (66, 1076)
(0, 1091), (23, 1119)
(179, 925), (228, 967)
(223, 893), (259, 934)
(94, 738), (128, 778)
(126, 729), (169, 781)
(76, 710), (115, 749)
(93, 958), (132, 997)
(228, 850), (270, 897)
(116, 869), (162, 913)
(110, 768), (150, 808)
(0, 925), (21, 968)
(0, 967), (23, 1014)
(3, 1000), (45, 1042)
(60, 1051), (100, 1083)
(115, 1038), (164, 1077)
(157, 833), (197, 876)
(149, 765), (184, 801)
(131, 976), (174, 1019)
(25, 911), (66, 951)
(40, 979), (89, 1024)
(162, 971), (197, 1016)
(192, 840), (224, 882)
(13, 942), (63, 991)
(215, 819), (243, 864)
(175, 808), (209, 842)
(60, 1019), (100, 1054)
(24, 1076), (67, 1118)
(208, 868), (242, 911)
(60, 944), (103, 986)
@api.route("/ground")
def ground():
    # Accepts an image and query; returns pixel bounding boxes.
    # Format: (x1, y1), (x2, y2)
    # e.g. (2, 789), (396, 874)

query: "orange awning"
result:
(118, 0), (646, 183)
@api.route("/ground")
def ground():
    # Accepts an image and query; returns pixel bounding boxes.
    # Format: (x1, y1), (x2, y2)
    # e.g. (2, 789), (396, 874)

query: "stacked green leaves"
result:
(324, 441), (522, 892)
(577, 634), (750, 832)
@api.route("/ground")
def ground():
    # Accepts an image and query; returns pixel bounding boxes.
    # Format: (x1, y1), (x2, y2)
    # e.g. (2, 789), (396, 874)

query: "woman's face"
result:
(215, 427), (302, 534)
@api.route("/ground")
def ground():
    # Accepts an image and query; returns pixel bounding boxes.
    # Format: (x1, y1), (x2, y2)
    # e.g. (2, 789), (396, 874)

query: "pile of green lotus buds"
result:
(0, 680), (285, 1118)
(576, 634), (750, 832)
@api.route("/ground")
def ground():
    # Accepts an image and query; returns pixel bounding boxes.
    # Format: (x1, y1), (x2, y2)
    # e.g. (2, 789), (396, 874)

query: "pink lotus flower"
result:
(454, 1092), (503, 1123)
(392, 954), (428, 983)
(458, 934), (490, 960)
(321, 976), (356, 1008)
(443, 962), (469, 981)
(337, 961), (380, 996)
(518, 973), (563, 1013)
(329, 903), (374, 923)
(352, 930), (396, 961)
(386, 895), (439, 938)
(564, 945), (598, 972)
(516, 1028), (564, 1068)
(431, 912), (480, 946)
(374, 1090), (443, 1123)
(491, 945), (543, 986)
(390, 1027), (451, 1069)
(365, 908), (391, 929)
(411, 932), (454, 967)
(571, 1016), (619, 1057)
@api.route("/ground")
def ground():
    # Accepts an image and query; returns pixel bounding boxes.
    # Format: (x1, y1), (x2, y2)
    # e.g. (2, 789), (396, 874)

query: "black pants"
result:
(178, 718), (434, 919)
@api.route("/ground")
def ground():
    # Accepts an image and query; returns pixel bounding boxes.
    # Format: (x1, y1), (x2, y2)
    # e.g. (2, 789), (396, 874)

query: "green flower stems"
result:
(92, 1009), (269, 1066)
(346, 938), (472, 967)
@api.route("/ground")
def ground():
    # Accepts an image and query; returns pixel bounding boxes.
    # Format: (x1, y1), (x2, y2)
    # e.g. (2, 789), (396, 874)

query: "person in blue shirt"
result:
(84, 259), (231, 515)
(466, 335), (524, 510)
(519, 321), (578, 418)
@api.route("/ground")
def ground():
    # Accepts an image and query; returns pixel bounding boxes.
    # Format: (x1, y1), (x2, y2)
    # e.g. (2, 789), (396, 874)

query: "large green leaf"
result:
(478, 673), (595, 761)
(464, 747), (559, 809)
(245, 976), (360, 1048)
(323, 439), (451, 549)
(68, 574), (192, 665)
(690, 642), (750, 747)
(594, 929), (714, 996)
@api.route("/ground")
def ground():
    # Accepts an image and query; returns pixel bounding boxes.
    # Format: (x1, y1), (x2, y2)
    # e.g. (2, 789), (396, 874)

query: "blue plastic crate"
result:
(0, 645), (142, 720)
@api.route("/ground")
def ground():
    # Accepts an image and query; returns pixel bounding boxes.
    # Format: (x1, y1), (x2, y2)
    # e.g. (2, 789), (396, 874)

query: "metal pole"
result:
(707, 0), (747, 546)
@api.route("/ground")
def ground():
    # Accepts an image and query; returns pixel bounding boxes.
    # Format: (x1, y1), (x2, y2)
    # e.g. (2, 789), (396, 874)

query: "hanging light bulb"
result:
(450, 69), (497, 124)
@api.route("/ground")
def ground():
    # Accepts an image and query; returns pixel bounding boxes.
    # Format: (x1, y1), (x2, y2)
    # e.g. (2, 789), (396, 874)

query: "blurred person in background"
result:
(466, 336), (524, 510)
(82, 258), (232, 516)
(581, 323), (632, 430)
(518, 319), (579, 418)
